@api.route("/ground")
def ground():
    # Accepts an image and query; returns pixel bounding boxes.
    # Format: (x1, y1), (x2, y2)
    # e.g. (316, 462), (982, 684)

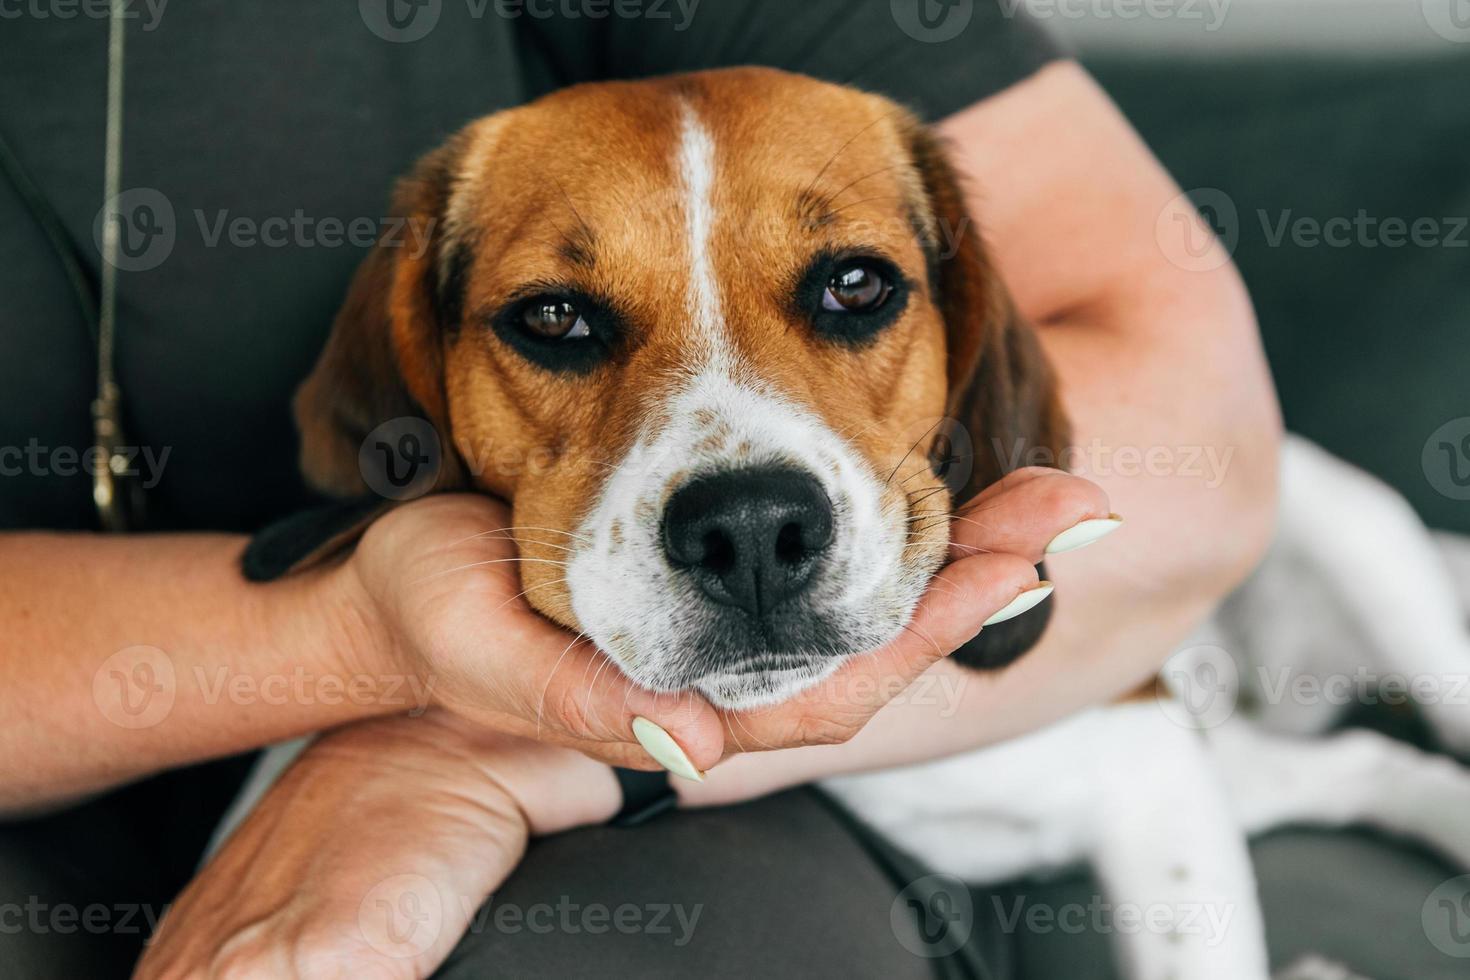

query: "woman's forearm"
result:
(0, 533), (392, 814)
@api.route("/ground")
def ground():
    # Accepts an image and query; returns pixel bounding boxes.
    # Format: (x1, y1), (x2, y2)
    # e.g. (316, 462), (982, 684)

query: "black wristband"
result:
(610, 767), (678, 827)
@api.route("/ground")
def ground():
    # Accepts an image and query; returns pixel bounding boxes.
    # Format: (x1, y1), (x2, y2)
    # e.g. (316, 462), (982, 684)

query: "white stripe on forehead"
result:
(677, 104), (732, 372)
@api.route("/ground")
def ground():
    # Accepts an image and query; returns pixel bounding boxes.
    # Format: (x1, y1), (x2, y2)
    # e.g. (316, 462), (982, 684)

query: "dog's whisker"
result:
(537, 630), (589, 740)
(885, 418), (944, 486)
(825, 194), (907, 217)
(923, 580), (963, 601)
(907, 486), (951, 509)
(801, 105), (908, 206)
(582, 654), (617, 735)
(478, 538), (579, 555)
(489, 577), (567, 615)
(821, 164), (900, 207)
(468, 525), (590, 543)
(899, 621), (943, 660)
(410, 556), (570, 586)
(939, 514), (1002, 535)
(945, 541), (998, 557)
(722, 713), (748, 755)
(731, 708), (777, 752)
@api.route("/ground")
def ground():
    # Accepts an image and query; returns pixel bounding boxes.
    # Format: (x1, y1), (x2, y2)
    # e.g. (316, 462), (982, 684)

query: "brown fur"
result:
(293, 67), (1068, 632)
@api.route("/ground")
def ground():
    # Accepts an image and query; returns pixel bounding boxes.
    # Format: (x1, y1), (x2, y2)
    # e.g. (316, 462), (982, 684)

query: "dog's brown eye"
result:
(522, 299), (591, 340)
(823, 263), (892, 313)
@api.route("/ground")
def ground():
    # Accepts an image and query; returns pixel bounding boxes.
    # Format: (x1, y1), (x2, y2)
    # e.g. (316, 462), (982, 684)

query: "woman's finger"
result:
(485, 617), (726, 775)
(949, 467), (1116, 563)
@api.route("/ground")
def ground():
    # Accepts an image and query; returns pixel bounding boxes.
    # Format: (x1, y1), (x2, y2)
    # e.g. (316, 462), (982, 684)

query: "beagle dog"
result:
(236, 69), (1470, 979)
(260, 65), (1069, 706)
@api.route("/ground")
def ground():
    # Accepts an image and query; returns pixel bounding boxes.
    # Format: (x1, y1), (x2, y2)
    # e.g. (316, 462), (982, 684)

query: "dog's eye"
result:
(823, 263), (893, 313)
(490, 290), (619, 374)
(522, 299), (591, 340)
(801, 254), (908, 345)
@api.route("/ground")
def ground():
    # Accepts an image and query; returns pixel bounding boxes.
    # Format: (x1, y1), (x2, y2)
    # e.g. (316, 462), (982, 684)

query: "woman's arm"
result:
(0, 532), (376, 814)
(0, 494), (733, 816)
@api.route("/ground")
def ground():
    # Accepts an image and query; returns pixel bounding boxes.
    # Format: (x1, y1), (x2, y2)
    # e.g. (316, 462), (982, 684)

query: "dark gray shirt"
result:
(0, 0), (1059, 532)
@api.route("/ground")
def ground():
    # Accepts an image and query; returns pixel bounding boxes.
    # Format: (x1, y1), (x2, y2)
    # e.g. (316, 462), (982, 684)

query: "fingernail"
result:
(983, 583), (1055, 627)
(1045, 514), (1123, 555)
(632, 717), (705, 783)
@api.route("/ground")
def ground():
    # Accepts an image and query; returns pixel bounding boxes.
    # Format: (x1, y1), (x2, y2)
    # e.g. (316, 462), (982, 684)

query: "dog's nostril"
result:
(775, 522), (806, 565)
(700, 529), (737, 575)
(661, 465), (834, 619)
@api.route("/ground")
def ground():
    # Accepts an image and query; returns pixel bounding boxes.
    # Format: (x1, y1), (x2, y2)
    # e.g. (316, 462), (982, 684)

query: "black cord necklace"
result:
(0, 1), (142, 531)
(92, 0), (143, 531)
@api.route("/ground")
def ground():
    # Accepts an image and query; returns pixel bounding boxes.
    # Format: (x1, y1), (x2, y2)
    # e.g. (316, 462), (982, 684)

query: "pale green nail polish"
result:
(983, 583), (1055, 627)
(1045, 515), (1123, 555)
(632, 717), (705, 783)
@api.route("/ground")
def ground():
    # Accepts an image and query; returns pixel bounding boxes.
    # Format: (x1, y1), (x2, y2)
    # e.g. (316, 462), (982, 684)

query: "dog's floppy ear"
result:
(906, 125), (1070, 504)
(246, 136), (476, 582)
(293, 136), (473, 499)
(906, 123), (1072, 670)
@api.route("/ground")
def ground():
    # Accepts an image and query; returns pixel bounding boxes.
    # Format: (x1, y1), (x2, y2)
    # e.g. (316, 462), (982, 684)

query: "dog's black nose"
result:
(662, 466), (835, 619)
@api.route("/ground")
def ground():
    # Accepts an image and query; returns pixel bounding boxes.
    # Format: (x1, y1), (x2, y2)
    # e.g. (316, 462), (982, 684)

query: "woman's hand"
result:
(135, 712), (615, 980)
(716, 465), (1113, 752)
(333, 466), (1112, 775)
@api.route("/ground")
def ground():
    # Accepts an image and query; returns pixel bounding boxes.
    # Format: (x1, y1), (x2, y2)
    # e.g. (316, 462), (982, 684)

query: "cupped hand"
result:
(336, 466), (1111, 775)
(715, 465), (1115, 752)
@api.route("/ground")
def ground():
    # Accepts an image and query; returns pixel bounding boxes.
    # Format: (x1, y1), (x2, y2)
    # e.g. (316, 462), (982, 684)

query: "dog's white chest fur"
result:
(825, 436), (1470, 980)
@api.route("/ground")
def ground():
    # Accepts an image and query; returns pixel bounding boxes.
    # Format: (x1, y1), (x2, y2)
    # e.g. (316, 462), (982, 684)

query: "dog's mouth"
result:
(695, 661), (850, 711)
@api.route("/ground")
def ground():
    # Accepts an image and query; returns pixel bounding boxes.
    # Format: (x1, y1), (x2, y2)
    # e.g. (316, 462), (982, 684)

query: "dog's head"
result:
(293, 68), (1067, 708)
